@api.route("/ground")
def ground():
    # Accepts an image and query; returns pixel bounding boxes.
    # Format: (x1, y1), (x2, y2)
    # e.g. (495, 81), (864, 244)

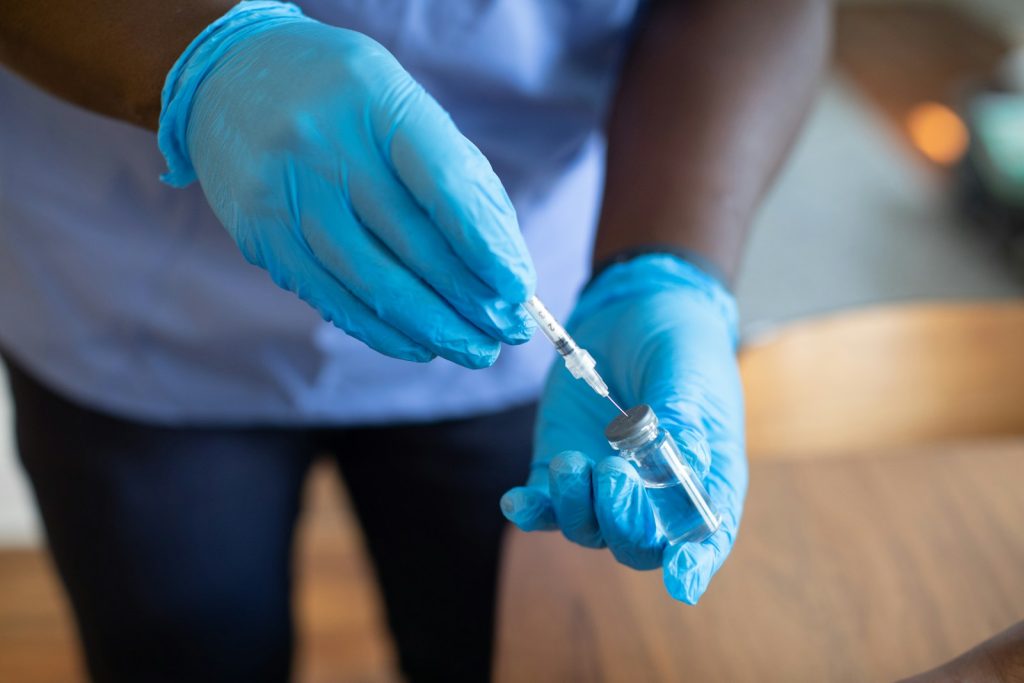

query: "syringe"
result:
(523, 296), (627, 416)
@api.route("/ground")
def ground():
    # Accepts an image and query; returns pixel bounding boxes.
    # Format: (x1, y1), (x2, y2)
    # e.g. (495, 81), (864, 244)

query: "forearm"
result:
(0, 1), (234, 129)
(593, 0), (832, 282)
(898, 620), (1024, 683)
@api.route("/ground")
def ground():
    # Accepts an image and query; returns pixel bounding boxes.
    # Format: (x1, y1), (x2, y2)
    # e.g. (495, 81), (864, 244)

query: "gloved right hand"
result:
(501, 255), (747, 604)
(158, 2), (535, 368)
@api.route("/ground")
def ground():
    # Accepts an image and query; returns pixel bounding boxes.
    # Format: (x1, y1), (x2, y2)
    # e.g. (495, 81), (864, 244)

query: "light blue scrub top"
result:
(0, 0), (639, 425)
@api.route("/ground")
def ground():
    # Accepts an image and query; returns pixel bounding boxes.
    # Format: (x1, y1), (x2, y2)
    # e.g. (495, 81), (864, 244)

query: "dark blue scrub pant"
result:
(4, 356), (534, 683)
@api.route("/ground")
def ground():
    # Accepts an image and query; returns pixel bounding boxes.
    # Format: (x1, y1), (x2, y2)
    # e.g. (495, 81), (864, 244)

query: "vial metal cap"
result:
(605, 404), (660, 451)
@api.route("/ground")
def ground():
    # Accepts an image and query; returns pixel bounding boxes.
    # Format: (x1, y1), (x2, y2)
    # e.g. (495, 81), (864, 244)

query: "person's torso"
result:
(0, 0), (638, 425)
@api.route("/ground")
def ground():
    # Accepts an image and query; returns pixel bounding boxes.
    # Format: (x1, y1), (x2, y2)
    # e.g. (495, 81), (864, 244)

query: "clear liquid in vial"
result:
(645, 480), (720, 545)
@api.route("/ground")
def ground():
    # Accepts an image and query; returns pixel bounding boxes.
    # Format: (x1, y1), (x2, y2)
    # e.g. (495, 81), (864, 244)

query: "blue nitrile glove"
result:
(158, 2), (535, 368)
(501, 254), (747, 604)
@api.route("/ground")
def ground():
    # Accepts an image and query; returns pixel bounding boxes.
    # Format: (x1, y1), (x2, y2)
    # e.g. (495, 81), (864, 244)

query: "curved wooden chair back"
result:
(741, 303), (1024, 459)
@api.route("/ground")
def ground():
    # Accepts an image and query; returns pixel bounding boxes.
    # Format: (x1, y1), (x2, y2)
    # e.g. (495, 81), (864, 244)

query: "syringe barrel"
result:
(523, 296), (576, 356)
(522, 295), (611, 400)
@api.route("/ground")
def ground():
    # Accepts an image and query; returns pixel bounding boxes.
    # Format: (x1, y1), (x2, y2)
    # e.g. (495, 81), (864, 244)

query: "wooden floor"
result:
(0, 549), (83, 683)
(289, 464), (401, 683)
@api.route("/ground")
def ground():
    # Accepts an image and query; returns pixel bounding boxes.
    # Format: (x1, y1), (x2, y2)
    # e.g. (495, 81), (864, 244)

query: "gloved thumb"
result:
(500, 486), (557, 532)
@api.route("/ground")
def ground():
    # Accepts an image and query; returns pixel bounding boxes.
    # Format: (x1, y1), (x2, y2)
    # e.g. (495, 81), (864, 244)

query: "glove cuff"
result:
(575, 253), (740, 347)
(590, 245), (730, 293)
(157, 1), (307, 187)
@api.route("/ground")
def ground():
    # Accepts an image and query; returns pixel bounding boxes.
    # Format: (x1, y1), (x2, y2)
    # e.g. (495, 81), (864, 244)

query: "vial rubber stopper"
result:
(604, 403), (659, 449)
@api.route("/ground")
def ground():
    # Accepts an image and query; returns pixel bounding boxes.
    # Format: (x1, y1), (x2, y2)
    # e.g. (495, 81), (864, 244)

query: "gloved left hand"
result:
(501, 254), (747, 603)
(158, 2), (535, 369)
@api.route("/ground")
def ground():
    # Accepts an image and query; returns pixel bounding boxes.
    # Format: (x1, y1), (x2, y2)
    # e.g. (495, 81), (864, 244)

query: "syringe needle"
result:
(607, 395), (628, 416)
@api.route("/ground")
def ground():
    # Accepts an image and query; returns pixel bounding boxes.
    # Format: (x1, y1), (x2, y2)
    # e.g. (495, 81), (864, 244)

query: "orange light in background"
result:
(905, 102), (969, 166)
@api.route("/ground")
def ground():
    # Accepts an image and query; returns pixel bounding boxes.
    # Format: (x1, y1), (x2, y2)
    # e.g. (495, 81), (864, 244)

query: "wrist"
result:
(574, 253), (739, 346)
(589, 245), (730, 293)
(158, 1), (308, 187)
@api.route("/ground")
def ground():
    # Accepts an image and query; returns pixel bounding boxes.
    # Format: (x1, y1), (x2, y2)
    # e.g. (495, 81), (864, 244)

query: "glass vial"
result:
(605, 404), (721, 545)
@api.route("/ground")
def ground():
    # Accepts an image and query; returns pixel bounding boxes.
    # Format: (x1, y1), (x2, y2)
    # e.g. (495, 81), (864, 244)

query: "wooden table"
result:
(494, 438), (1024, 683)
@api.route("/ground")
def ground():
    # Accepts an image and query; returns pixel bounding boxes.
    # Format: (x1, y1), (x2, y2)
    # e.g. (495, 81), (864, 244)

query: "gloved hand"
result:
(158, 2), (534, 368)
(501, 254), (747, 603)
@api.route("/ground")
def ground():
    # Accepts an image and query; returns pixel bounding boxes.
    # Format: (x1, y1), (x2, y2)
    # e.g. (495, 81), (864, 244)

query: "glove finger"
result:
(295, 176), (500, 369)
(500, 486), (557, 532)
(704, 439), (748, 520)
(378, 86), (535, 303)
(549, 451), (605, 548)
(658, 435), (746, 604)
(264, 228), (434, 363)
(594, 457), (664, 570)
(661, 522), (736, 605)
(349, 162), (533, 345)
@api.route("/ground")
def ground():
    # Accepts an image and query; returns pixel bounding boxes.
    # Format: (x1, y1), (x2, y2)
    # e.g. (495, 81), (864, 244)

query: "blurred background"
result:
(2, 0), (1023, 681)
(738, 0), (1024, 327)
